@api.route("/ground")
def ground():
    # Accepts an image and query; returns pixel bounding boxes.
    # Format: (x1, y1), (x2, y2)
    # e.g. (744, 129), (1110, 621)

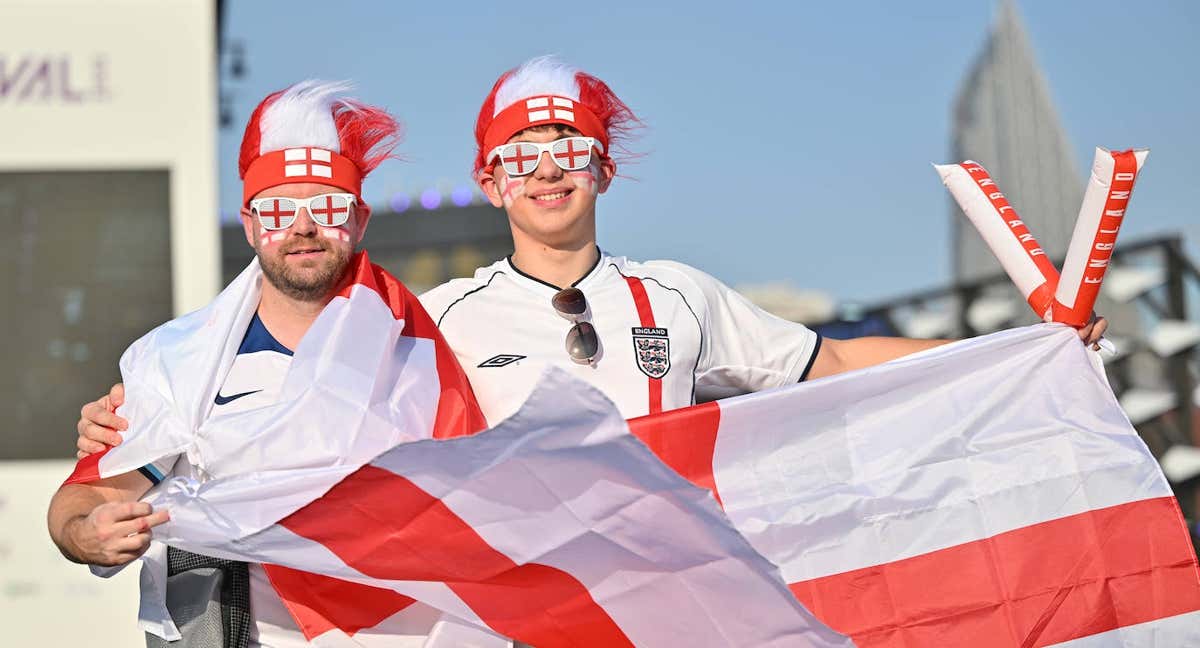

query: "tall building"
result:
(950, 0), (1082, 282)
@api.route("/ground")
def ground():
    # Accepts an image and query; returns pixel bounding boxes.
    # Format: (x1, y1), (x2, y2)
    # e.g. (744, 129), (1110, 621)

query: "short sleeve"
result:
(653, 262), (821, 401)
(137, 454), (180, 486)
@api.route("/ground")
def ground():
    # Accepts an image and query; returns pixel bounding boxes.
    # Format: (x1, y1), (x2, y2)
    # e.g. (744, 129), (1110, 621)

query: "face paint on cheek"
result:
(568, 163), (601, 196)
(319, 227), (351, 243)
(259, 230), (288, 247)
(499, 176), (526, 208)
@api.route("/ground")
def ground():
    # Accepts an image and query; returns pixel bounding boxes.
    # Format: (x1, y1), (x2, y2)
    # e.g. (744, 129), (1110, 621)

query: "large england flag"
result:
(65, 249), (1199, 646)
(65, 251), (845, 647)
(630, 324), (1200, 647)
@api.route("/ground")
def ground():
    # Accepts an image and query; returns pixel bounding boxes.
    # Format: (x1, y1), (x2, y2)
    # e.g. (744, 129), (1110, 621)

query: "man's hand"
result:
(61, 501), (169, 566)
(1078, 314), (1109, 350)
(77, 383), (128, 459)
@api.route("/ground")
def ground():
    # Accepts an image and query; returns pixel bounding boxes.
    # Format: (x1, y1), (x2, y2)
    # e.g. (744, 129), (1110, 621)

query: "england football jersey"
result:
(139, 314), (310, 648)
(420, 250), (822, 426)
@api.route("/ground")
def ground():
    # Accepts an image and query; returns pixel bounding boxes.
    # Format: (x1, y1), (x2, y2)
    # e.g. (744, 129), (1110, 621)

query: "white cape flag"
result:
(66, 251), (491, 643)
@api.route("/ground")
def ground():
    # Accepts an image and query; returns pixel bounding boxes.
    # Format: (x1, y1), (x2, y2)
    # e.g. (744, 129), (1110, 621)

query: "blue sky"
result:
(220, 1), (1199, 303)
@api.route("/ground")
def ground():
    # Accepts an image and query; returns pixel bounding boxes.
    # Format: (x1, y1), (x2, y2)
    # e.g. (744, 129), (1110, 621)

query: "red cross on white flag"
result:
(310, 194), (350, 226)
(526, 96), (575, 124)
(284, 148), (334, 179)
(553, 139), (589, 169)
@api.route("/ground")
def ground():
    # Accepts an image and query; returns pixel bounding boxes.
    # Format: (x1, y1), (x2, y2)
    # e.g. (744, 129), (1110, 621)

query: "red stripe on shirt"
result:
(279, 464), (633, 647)
(622, 275), (663, 414)
(628, 401), (723, 506)
(789, 496), (1200, 647)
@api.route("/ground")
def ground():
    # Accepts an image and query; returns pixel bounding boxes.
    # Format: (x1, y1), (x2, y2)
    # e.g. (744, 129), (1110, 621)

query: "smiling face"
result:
(240, 181), (372, 302)
(479, 124), (615, 251)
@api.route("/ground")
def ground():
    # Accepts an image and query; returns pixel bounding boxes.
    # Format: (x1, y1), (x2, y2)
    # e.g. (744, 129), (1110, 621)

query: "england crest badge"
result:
(631, 327), (670, 378)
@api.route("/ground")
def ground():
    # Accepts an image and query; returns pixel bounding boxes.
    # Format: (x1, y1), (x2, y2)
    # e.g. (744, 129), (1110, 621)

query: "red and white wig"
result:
(473, 56), (640, 176)
(239, 80), (400, 206)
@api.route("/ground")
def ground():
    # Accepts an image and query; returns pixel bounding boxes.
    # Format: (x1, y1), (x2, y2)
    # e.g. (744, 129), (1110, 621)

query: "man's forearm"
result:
(47, 484), (109, 563)
(46, 471), (157, 566)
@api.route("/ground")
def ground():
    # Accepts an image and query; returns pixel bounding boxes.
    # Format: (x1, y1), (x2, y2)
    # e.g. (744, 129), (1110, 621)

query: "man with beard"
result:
(48, 80), (405, 647)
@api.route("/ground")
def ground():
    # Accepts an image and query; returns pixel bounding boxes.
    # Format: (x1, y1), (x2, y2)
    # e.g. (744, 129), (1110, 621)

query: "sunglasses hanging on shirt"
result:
(552, 287), (599, 365)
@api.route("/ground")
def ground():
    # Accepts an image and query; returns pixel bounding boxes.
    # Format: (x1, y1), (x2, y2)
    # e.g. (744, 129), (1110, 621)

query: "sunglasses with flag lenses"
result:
(489, 137), (597, 177)
(249, 193), (357, 231)
(552, 287), (599, 364)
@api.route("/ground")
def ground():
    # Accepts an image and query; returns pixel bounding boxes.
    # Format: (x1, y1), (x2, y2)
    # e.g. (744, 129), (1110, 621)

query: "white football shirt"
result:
(140, 314), (310, 648)
(421, 251), (822, 426)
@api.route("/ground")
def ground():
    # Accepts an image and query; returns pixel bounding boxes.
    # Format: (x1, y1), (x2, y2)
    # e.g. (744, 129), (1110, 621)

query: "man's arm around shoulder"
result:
(47, 470), (168, 567)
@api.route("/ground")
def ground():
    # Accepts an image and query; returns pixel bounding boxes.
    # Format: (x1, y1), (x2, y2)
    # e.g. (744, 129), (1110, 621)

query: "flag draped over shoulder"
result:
(65, 251), (491, 642)
(630, 324), (1200, 647)
(64, 251), (845, 647)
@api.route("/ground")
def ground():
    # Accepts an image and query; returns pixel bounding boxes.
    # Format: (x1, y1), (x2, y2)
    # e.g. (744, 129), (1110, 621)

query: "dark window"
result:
(0, 170), (172, 460)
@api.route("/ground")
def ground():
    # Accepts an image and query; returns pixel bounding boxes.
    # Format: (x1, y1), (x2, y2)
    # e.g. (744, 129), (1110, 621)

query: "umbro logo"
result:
(214, 389), (262, 405)
(478, 354), (526, 368)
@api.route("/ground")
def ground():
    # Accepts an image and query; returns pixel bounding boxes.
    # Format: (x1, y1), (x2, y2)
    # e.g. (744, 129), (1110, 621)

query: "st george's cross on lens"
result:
(487, 137), (599, 176)
(249, 193), (357, 230)
(552, 287), (599, 364)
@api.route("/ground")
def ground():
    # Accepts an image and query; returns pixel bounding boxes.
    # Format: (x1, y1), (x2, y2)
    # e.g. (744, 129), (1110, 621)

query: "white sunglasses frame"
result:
(486, 136), (605, 176)
(249, 193), (358, 231)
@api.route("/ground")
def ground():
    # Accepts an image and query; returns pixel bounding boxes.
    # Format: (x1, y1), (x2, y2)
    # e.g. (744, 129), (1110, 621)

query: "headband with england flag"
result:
(474, 56), (639, 174)
(239, 80), (399, 206)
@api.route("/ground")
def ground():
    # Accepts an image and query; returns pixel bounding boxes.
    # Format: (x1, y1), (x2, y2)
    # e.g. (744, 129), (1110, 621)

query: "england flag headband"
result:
(481, 94), (609, 165)
(239, 80), (399, 206)
(474, 56), (638, 175)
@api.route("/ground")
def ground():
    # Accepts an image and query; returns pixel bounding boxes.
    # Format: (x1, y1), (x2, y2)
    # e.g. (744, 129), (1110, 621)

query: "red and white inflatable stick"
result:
(936, 161), (1061, 320)
(1053, 148), (1148, 326)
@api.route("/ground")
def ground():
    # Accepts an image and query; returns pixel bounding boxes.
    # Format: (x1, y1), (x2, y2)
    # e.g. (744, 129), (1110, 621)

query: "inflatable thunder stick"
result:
(1053, 148), (1149, 326)
(936, 147), (1147, 327)
(935, 161), (1060, 321)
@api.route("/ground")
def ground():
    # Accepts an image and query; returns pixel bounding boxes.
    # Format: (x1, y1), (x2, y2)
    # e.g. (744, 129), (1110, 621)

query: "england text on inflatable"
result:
(936, 147), (1148, 326)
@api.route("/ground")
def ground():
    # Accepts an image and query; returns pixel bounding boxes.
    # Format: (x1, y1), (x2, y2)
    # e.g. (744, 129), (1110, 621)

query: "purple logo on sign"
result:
(0, 54), (110, 103)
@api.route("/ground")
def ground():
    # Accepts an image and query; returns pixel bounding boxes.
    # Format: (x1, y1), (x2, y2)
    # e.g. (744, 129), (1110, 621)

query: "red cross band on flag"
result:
(310, 194), (350, 226)
(503, 143), (541, 175)
(526, 96), (575, 124)
(553, 138), (589, 169)
(259, 199), (297, 229)
(285, 148), (334, 179)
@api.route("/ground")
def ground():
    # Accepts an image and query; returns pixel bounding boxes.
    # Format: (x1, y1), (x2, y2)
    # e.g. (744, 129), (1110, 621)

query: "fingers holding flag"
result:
(77, 382), (129, 456)
(62, 500), (170, 567)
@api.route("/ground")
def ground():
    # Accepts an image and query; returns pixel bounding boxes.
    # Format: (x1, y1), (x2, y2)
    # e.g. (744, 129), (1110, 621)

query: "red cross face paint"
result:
(498, 175), (527, 208)
(568, 162), (601, 196)
(260, 230), (289, 247)
(320, 228), (351, 243)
